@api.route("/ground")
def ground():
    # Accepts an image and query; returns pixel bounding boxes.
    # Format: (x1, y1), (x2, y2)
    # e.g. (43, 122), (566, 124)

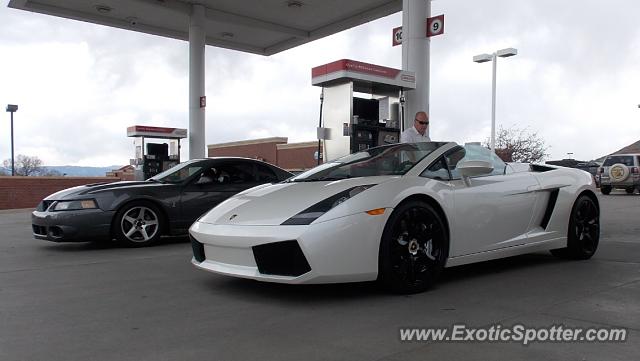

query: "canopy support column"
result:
(189, 3), (206, 159)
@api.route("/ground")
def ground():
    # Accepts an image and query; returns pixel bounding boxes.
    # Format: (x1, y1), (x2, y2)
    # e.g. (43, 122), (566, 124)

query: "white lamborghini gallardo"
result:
(189, 142), (600, 293)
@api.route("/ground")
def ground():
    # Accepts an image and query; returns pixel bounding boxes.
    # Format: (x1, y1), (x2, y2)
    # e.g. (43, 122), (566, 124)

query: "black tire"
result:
(378, 200), (449, 294)
(625, 187), (635, 194)
(551, 195), (599, 260)
(113, 201), (164, 247)
(600, 186), (611, 195)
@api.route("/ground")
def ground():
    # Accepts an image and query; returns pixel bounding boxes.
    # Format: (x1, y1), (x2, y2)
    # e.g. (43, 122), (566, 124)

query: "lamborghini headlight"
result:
(52, 199), (98, 211)
(282, 185), (375, 225)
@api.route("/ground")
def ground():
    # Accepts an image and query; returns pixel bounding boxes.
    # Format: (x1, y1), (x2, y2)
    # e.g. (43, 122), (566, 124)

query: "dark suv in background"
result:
(598, 154), (640, 194)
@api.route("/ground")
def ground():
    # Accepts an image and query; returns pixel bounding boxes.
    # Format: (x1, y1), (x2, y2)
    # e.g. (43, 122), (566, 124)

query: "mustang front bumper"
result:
(31, 209), (115, 242)
(189, 211), (391, 284)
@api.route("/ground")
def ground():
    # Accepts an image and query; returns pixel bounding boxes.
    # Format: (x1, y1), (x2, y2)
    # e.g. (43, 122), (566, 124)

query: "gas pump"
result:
(126, 125), (187, 180)
(311, 59), (416, 162)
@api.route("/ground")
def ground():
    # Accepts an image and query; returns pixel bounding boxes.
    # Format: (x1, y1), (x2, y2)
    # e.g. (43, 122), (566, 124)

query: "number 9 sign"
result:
(427, 14), (445, 37)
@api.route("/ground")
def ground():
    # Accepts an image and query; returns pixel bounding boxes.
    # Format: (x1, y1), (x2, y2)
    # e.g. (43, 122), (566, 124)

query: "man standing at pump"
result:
(400, 111), (430, 143)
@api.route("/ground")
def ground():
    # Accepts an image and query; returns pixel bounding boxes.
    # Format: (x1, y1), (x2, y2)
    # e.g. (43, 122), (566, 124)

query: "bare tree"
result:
(484, 125), (549, 163)
(2, 155), (45, 176)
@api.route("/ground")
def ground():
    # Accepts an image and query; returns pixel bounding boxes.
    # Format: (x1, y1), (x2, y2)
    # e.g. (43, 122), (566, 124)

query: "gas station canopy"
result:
(8, 0), (402, 56)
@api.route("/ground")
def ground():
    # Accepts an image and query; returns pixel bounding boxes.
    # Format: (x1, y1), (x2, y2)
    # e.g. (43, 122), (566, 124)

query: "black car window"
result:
(420, 157), (450, 180)
(216, 163), (256, 185)
(196, 167), (222, 185)
(255, 164), (278, 182)
(156, 165), (202, 183)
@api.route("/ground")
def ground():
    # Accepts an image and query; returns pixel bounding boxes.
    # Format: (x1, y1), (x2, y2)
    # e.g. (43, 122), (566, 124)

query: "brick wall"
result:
(208, 138), (287, 165)
(0, 176), (119, 210)
(208, 138), (321, 171)
(276, 142), (321, 171)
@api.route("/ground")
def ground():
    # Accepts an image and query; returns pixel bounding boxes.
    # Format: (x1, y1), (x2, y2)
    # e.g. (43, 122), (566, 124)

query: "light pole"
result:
(473, 48), (518, 151)
(5, 104), (18, 176)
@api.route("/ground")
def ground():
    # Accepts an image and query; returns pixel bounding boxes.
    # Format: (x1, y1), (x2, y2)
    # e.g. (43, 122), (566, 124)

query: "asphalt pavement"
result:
(0, 191), (638, 361)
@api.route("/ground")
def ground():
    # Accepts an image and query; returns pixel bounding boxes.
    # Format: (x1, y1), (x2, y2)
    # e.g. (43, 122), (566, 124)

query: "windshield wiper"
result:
(289, 175), (354, 182)
(315, 175), (354, 181)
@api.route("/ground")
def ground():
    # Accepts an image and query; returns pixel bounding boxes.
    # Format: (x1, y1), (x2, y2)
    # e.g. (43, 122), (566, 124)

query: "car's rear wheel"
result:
(551, 195), (599, 259)
(600, 186), (611, 195)
(378, 200), (448, 294)
(114, 201), (163, 247)
(625, 187), (635, 194)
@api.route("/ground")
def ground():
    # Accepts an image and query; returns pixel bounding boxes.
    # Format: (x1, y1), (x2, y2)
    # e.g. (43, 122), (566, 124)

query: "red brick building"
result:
(207, 137), (322, 172)
(106, 165), (135, 181)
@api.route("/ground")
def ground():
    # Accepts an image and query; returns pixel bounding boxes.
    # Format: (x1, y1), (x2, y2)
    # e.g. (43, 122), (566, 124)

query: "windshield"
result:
(289, 142), (448, 182)
(148, 159), (203, 184)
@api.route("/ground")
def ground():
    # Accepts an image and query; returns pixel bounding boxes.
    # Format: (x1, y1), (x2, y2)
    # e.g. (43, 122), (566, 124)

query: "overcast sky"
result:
(1, 0), (639, 166)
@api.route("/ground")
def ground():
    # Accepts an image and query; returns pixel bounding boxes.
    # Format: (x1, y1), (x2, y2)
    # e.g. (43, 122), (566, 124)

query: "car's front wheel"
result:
(378, 200), (448, 294)
(600, 186), (611, 195)
(551, 195), (599, 259)
(114, 201), (163, 247)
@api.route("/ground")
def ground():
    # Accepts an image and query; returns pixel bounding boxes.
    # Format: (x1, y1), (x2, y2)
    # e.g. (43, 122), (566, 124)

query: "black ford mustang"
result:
(32, 158), (292, 246)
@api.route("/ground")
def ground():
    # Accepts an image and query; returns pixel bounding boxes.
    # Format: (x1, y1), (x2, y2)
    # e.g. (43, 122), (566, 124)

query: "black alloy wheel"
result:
(551, 195), (600, 260)
(114, 201), (164, 247)
(379, 200), (448, 294)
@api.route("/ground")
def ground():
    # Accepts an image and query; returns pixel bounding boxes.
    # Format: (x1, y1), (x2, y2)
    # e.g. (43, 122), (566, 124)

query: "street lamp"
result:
(473, 47), (518, 151)
(5, 104), (18, 176)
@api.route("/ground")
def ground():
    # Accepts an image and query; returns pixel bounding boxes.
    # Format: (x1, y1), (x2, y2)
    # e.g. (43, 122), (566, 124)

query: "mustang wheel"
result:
(114, 201), (163, 247)
(551, 195), (599, 259)
(379, 200), (448, 294)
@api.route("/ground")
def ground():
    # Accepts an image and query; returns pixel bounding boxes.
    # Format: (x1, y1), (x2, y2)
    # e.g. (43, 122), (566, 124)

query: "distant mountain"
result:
(44, 165), (125, 177)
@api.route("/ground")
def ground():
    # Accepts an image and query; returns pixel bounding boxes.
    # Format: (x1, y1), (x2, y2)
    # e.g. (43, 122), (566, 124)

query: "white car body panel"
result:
(190, 142), (598, 284)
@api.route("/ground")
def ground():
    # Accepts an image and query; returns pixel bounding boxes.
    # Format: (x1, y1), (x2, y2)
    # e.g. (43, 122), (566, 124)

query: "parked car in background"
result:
(32, 158), (292, 246)
(598, 154), (640, 195)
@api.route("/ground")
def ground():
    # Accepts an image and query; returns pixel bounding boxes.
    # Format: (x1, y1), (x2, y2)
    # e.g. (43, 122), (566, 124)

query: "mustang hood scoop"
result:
(198, 176), (394, 226)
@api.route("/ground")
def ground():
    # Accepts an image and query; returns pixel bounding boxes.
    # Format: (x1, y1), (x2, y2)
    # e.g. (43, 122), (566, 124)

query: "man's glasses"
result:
(415, 120), (429, 125)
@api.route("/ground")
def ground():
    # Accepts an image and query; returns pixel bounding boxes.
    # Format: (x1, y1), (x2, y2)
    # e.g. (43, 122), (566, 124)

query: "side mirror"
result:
(457, 160), (493, 185)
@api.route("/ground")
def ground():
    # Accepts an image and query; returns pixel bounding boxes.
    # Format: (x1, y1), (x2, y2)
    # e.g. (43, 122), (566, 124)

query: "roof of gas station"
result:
(8, 0), (401, 55)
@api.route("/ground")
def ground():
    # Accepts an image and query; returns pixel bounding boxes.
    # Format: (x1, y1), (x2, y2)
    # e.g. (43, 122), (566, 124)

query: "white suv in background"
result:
(598, 154), (640, 195)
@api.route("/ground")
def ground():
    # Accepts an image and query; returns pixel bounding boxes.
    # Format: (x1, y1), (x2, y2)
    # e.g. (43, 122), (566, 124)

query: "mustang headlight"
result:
(52, 199), (98, 211)
(282, 185), (375, 225)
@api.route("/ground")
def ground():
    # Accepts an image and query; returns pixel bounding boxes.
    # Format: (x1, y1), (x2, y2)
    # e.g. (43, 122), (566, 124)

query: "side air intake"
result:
(252, 240), (311, 277)
(540, 189), (559, 230)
